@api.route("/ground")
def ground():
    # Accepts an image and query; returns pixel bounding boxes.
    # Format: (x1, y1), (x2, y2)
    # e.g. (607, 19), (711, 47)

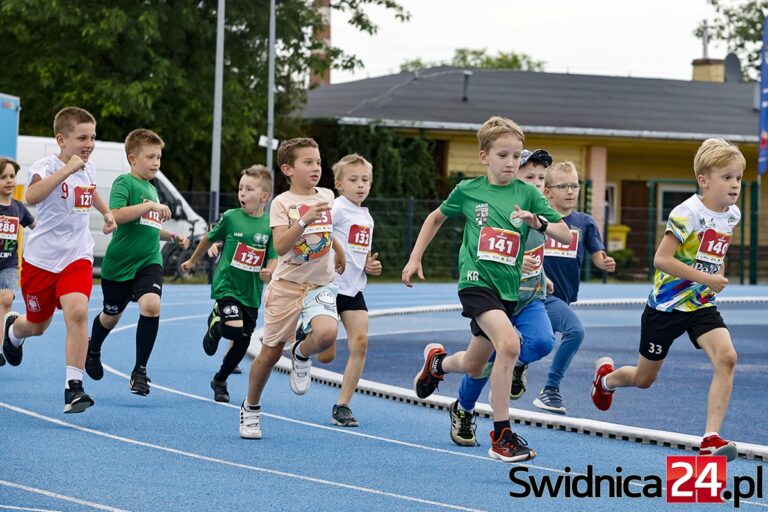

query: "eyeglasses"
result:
(549, 183), (581, 191)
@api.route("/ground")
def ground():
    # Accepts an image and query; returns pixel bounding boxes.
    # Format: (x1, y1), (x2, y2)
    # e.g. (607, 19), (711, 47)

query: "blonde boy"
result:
(240, 137), (345, 439)
(317, 153), (381, 426)
(2, 107), (116, 413)
(592, 138), (744, 461)
(402, 116), (571, 462)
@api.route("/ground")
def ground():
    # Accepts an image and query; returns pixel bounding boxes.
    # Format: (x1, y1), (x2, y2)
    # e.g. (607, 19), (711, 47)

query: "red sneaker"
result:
(700, 435), (738, 461)
(591, 356), (615, 411)
(488, 428), (536, 462)
(413, 343), (446, 398)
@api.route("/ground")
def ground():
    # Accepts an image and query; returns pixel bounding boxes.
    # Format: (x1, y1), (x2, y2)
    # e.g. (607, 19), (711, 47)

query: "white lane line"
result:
(0, 481), (127, 512)
(0, 506), (62, 512)
(0, 403), (485, 512)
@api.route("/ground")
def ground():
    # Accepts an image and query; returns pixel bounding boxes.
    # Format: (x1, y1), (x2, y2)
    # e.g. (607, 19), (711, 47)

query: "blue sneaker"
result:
(533, 387), (567, 415)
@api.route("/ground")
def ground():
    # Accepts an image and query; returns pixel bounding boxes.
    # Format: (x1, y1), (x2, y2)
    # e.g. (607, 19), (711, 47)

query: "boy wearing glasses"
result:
(533, 161), (615, 415)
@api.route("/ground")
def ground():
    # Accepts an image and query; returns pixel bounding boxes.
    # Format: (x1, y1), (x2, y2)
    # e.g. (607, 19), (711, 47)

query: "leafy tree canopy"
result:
(400, 47), (544, 73)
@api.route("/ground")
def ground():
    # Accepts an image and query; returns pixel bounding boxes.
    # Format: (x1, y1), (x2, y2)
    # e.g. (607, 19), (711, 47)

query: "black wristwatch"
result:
(535, 215), (548, 233)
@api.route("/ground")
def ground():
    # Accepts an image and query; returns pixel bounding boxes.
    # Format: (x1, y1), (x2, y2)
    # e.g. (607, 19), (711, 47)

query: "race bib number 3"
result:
(231, 242), (265, 272)
(347, 224), (371, 253)
(695, 229), (731, 265)
(0, 216), (20, 241)
(74, 185), (95, 214)
(544, 229), (580, 258)
(297, 205), (332, 235)
(477, 226), (521, 265)
(521, 243), (544, 280)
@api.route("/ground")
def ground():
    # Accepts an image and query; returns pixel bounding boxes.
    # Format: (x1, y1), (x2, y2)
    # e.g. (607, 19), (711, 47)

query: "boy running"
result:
(181, 165), (277, 403)
(591, 138), (744, 461)
(85, 129), (189, 396)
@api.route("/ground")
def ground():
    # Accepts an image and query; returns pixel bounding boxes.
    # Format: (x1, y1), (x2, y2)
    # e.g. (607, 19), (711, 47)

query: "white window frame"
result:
(657, 184), (697, 225)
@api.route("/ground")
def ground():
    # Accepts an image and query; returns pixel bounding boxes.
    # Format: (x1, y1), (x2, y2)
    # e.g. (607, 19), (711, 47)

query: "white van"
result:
(15, 135), (208, 272)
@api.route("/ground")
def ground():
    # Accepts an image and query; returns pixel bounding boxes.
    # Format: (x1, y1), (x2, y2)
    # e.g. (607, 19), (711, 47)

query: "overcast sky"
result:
(331, 0), (726, 83)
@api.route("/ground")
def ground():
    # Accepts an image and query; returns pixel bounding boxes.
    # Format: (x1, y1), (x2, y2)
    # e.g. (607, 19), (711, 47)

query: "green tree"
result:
(0, 0), (408, 190)
(700, 0), (768, 80)
(400, 47), (544, 72)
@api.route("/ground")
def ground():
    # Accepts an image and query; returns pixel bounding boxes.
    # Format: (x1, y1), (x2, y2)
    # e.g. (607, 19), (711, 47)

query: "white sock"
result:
(703, 431), (718, 439)
(9, 325), (24, 348)
(243, 400), (260, 410)
(65, 366), (83, 386)
(295, 342), (309, 360)
(601, 375), (615, 391)
(458, 403), (473, 413)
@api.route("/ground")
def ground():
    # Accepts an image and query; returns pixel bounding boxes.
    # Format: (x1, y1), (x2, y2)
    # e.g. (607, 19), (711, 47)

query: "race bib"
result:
(297, 205), (332, 235)
(477, 226), (521, 265)
(521, 243), (544, 280)
(73, 185), (95, 214)
(231, 242), (265, 272)
(695, 229), (731, 265)
(347, 224), (371, 253)
(0, 216), (20, 241)
(139, 200), (162, 230)
(544, 229), (580, 258)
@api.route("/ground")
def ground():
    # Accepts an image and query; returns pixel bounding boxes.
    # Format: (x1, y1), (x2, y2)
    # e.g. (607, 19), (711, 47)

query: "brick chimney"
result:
(309, 0), (331, 87)
(692, 20), (724, 82)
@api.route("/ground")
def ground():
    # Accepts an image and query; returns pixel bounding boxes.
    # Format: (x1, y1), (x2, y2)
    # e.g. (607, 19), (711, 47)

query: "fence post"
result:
(739, 181), (746, 284)
(647, 181), (657, 280)
(406, 197), (414, 261)
(750, 181), (759, 285)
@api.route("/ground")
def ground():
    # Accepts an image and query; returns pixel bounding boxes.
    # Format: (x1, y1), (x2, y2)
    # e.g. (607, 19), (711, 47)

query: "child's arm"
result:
(402, 208), (447, 287)
(332, 236), (346, 274)
(160, 229), (190, 249)
(25, 156), (83, 206)
(591, 251), (616, 273)
(365, 252), (382, 276)
(272, 201), (330, 255)
(93, 190), (116, 234)
(654, 233), (728, 293)
(180, 237), (213, 273)
(112, 201), (171, 225)
(511, 206), (571, 244)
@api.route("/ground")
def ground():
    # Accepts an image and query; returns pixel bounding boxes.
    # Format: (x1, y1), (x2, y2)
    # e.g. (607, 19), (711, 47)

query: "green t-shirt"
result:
(513, 229), (547, 314)
(208, 208), (276, 308)
(439, 176), (561, 301)
(101, 174), (163, 281)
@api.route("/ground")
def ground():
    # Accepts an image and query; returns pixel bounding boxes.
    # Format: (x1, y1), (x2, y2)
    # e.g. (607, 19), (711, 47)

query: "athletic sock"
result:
(134, 315), (159, 372)
(9, 324), (24, 348)
(243, 400), (260, 410)
(493, 420), (511, 439)
(601, 375), (615, 391)
(293, 340), (309, 361)
(89, 314), (112, 352)
(65, 366), (83, 387)
(216, 333), (250, 381)
(703, 431), (718, 439)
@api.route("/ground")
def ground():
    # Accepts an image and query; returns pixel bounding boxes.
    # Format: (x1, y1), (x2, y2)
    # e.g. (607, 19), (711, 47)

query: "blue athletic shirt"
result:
(542, 210), (604, 304)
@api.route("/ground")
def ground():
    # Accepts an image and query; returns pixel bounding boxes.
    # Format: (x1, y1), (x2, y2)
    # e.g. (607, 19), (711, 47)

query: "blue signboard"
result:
(759, 16), (768, 175)
(0, 93), (21, 159)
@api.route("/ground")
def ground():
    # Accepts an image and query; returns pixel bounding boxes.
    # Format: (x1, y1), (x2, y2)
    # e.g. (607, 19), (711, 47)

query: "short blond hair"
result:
(476, 116), (525, 152)
(53, 107), (95, 137)
(332, 153), (373, 181)
(241, 164), (273, 192)
(125, 128), (165, 159)
(277, 138), (319, 167)
(693, 138), (746, 177)
(545, 161), (579, 187)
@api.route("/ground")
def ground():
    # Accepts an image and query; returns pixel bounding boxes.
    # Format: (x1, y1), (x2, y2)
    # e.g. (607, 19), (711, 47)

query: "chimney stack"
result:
(692, 20), (724, 82)
(309, 0), (332, 87)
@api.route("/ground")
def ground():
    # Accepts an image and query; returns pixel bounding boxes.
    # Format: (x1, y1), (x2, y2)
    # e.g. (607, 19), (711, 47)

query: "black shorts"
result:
(639, 305), (727, 361)
(336, 291), (367, 314)
(101, 264), (163, 315)
(217, 297), (258, 337)
(458, 286), (517, 339)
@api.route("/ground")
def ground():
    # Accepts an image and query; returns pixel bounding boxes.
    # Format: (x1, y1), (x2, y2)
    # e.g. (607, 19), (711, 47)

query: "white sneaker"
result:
(239, 402), (262, 439)
(289, 345), (312, 395)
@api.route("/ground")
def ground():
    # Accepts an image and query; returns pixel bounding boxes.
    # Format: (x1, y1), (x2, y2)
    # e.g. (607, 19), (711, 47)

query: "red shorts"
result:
(20, 259), (93, 323)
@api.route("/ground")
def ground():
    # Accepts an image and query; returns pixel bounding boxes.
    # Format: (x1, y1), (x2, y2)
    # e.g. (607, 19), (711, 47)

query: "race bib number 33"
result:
(74, 185), (95, 214)
(0, 216), (20, 241)
(477, 226), (521, 265)
(231, 242), (265, 272)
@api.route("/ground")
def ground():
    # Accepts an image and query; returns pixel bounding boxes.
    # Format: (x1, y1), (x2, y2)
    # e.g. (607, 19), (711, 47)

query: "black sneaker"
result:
(488, 428), (536, 462)
(2, 312), (22, 367)
(510, 363), (527, 400)
(413, 343), (446, 399)
(449, 400), (477, 446)
(211, 378), (230, 403)
(203, 306), (221, 356)
(129, 368), (151, 396)
(64, 379), (94, 413)
(332, 404), (359, 427)
(0, 352), (5, 367)
(85, 348), (104, 381)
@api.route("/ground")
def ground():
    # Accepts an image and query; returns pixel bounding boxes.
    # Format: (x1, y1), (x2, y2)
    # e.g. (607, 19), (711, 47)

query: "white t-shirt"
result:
(24, 155), (97, 272)
(332, 194), (374, 297)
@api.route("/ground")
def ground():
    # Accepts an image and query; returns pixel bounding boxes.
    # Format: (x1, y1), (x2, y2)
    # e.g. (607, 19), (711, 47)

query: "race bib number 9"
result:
(477, 226), (521, 265)
(347, 224), (371, 253)
(544, 229), (580, 258)
(231, 242), (265, 272)
(0, 216), (20, 241)
(140, 200), (162, 230)
(297, 205), (332, 235)
(73, 185), (96, 214)
(695, 229), (731, 265)
(521, 243), (544, 280)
